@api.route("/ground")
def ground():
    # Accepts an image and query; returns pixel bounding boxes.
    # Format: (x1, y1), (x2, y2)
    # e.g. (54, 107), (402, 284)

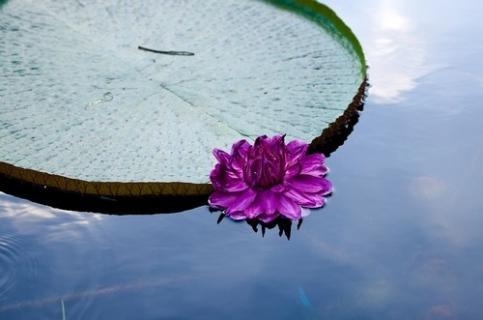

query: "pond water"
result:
(1, 0), (483, 319)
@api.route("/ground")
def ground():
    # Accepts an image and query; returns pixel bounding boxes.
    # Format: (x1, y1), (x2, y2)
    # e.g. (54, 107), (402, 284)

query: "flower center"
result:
(245, 151), (285, 189)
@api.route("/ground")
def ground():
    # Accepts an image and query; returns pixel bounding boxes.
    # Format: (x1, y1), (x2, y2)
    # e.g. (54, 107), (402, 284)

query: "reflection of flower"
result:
(208, 135), (332, 223)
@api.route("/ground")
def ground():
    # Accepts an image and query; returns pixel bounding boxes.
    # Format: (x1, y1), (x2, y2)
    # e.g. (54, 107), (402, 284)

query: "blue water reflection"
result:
(2, 0), (483, 319)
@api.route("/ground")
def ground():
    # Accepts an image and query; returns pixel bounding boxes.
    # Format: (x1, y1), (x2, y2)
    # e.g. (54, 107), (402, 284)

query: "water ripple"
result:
(0, 233), (19, 299)
(0, 233), (38, 300)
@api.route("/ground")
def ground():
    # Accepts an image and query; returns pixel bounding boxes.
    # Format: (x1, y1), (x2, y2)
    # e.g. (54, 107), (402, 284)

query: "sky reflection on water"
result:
(2, 0), (483, 319)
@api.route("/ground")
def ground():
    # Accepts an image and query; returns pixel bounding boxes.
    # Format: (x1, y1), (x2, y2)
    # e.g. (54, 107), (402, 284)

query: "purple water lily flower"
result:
(208, 135), (332, 223)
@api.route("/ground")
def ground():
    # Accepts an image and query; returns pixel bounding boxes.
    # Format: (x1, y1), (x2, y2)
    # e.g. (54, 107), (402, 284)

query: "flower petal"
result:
(286, 139), (308, 157)
(209, 163), (223, 190)
(230, 139), (250, 156)
(261, 190), (278, 215)
(277, 194), (301, 220)
(241, 190), (279, 220)
(258, 212), (279, 224)
(213, 148), (231, 166)
(208, 191), (239, 209)
(301, 208), (312, 218)
(230, 139), (251, 172)
(284, 188), (326, 208)
(254, 135), (285, 161)
(225, 188), (257, 214)
(223, 179), (249, 192)
(285, 139), (308, 164)
(226, 211), (248, 221)
(270, 184), (285, 193)
(286, 175), (333, 194)
(245, 135), (286, 188)
(242, 198), (264, 219)
(210, 135), (332, 223)
(285, 162), (302, 178)
(210, 163), (247, 192)
(299, 153), (328, 176)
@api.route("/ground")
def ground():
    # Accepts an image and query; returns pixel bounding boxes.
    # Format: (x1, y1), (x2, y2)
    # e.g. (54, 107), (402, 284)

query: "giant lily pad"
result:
(0, 0), (366, 211)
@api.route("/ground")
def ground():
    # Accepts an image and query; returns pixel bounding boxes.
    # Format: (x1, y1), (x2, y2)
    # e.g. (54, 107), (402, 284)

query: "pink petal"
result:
(227, 211), (248, 220)
(255, 135), (285, 161)
(223, 179), (248, 192)
(285, 140), (308, 164)
(261, 190), (278, 215)
(286, 139), (308, 156)
(225, 188), (257, 214)
(320, 179), (333, 196)
(213, 149), (231, 165)
(209, 163), (224, 190)
(230, 139), (250, 156)
(210, 135), (332, 223)
(299, 153), (328, 176)
(253, 135), (268, 148)
(239, 191), (272, 219)
(285, 163), (302, 178)
(210, 163), (247, 192)
(258, 212), (279, 224)
(277, 194), (301, 220)
(241, 190), (281, 220)
(208, 191), (239, 209)
(286, 175), (332, 194)
(208, 188), (257, 213)
(245, 135), (286, 188)
(284, 188), (326, 208)
(270, 184), (285, 193)
(266, 134), (285, 148)
(241, 190), (278, 219)
(301, 208), (311, 218)
(230, 140), (251, 172)
(242, 199), (264, 219)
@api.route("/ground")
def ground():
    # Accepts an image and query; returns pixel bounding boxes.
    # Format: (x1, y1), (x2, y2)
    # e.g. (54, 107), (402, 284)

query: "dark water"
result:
(2, 0), (483, 319)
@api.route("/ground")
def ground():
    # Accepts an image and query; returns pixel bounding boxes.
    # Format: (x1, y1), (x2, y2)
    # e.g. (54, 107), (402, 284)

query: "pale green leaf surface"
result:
(0, 0), (363, 183)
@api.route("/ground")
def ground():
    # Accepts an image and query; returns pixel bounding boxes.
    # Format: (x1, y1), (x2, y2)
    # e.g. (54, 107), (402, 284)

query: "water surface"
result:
(2, 0), (483, 319)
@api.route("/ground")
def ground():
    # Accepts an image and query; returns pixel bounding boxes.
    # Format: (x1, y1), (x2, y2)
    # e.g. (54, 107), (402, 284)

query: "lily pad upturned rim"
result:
(0, 0), (368, 214)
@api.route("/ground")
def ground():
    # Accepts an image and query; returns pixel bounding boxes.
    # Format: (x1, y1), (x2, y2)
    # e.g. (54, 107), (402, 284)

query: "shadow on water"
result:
(216, 212), (304, 240)
(0, 174), (208, 214)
